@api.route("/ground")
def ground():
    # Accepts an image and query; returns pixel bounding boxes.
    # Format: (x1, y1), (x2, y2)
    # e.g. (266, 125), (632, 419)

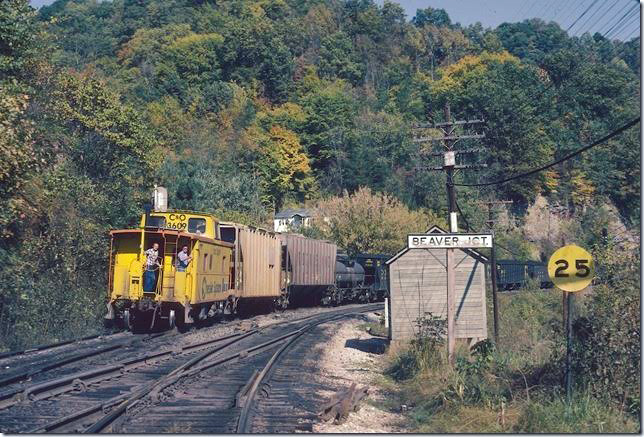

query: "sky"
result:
(29, 0), (641, 41)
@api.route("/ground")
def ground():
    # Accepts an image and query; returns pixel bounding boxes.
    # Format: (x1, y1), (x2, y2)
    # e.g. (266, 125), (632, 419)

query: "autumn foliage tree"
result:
(311, 187), (445, 256)
(259, 126), (315, 211)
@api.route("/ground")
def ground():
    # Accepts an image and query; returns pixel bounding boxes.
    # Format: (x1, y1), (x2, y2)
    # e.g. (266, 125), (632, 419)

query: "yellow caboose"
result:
(104, 210), (235, 330)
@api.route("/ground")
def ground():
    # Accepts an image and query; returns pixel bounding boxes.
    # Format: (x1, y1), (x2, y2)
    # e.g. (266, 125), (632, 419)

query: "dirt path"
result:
(312, 313), (406, 433)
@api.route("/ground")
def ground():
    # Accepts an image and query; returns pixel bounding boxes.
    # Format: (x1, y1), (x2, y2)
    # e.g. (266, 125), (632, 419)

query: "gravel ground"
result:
(312, 313), (407, 433)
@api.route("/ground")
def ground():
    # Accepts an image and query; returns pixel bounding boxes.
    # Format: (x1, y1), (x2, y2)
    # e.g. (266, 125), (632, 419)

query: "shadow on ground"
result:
(344, 337), (387, 354)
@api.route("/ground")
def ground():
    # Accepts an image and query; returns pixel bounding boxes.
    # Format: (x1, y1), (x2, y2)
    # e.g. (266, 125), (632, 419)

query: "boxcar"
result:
(278, 233), (337, 306)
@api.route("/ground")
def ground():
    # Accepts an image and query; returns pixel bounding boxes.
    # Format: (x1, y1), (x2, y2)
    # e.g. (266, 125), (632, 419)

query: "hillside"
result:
(1, 0), (640, 350)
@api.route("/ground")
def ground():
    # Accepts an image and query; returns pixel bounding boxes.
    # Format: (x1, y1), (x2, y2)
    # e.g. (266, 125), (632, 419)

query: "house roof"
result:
(274, 208), (314, 219)
(385, 224), (489, 265)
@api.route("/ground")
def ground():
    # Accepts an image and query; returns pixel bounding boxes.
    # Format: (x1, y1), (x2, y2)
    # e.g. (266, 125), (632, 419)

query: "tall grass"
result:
(379, 288), (639, 433)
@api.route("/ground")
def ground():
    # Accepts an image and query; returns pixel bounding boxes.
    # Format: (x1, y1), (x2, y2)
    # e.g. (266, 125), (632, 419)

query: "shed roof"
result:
(385, 224), (489, 265)
(274, 208), (314, 219)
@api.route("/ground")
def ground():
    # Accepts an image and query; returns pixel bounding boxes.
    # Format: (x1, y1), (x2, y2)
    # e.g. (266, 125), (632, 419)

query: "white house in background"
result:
(273, 208), (314, 233)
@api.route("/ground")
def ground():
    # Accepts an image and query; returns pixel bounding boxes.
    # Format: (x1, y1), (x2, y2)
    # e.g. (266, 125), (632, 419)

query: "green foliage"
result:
(0, 0), (639, 356)
(386, 312), (446, 381)
(159, 155), (267, 226)
(0, 0), (39, 81)
(258, 126), (315, 211)
(571, 245), (640, 416)
(318, 31), (364, 85)
(311, 186), (446, 256)
(516, 392), (639, 433)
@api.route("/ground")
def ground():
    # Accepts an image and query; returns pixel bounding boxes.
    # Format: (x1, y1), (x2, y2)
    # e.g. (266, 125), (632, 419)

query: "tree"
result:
(259, 126), (315, 211)
(412, 7), (451, 28)
(311, 186), (445, 256)
(318, 31), (364, 85)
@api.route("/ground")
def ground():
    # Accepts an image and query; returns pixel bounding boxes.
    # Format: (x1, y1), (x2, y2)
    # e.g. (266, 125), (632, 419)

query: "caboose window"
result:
(147, 216), (166, 228)
(188, 218), (206, 234)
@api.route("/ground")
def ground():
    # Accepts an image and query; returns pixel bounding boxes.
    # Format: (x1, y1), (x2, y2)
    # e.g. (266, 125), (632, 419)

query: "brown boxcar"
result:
(277, 233), (337, 305)
(219, 222), (284, 308)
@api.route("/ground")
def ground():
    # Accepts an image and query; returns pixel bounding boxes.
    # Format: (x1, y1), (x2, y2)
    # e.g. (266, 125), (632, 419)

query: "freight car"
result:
(495, 260), (553, 290)
(104, 209), (234, 331)
(103, 189), (389, 330)
(278, 233), (337, 307)
(323, 253), (390, 305)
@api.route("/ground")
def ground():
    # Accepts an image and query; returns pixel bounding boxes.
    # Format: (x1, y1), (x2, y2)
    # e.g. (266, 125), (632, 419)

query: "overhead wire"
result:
(515, 1), (532, 21)
(566, 0), (601, 32)
(581, 0), (621, 36)
(574, 0), (619, 36)
(605, 8), (640, 38)
(453, 117), (640, 187)
(604, 6), (639, 38)
(560, 0), (586, 27)
(454, 200), (527, 259)
(625, 25), (640, 39)
(597, 1), (635, 34)
(550, 0), (572, 24)
(538, 0), (559, 21)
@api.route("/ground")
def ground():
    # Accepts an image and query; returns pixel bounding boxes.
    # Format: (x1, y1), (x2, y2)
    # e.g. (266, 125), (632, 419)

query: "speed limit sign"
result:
(548, 245), (594, 292)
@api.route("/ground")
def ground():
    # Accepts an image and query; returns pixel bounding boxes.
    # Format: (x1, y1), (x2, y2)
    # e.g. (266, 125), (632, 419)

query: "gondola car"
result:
(495, 260), (553, 290)
(354, 253), (390, 301)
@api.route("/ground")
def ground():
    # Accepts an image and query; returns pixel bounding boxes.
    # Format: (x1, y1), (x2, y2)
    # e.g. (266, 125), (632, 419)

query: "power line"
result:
(625, 25), (640, 40)
(606, 8), (640, 39)
(603, 3), (639, 36)
(454, 117), (640, 187)
(597, 2), (635, 34)
(566, 0), (601, 32)
(581, 0), (621, 36)
(574, 0), (618, 36)
(515, 1), (532, 21)
(454, 199), (526, 259)
(560, 0), (586, 27)
(538, 0), (559, 21)
(550, 0), (572, 23)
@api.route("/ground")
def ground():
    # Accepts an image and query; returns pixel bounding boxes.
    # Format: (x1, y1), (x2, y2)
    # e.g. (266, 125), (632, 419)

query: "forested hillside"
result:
(0, 0), (639, 350)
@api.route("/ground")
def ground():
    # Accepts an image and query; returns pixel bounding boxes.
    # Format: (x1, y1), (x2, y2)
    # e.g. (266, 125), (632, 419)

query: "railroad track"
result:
(0, 303), (383, 433)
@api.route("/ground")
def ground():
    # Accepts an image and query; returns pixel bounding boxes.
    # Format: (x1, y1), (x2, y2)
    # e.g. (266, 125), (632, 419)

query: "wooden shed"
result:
(386, 225), (489, 343)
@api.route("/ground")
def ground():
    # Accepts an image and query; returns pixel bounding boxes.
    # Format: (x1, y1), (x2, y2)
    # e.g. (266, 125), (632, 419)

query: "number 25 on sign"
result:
(548, 245), (594, 292)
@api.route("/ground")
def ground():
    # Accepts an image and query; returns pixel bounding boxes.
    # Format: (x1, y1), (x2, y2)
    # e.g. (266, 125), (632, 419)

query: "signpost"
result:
(548, 244), (595, 404)
(408, 231), (493, 365)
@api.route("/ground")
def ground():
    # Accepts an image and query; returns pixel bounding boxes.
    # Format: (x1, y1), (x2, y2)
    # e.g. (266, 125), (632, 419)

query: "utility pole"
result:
(476, 199), (513, 344)
(412, 102), (486, 365)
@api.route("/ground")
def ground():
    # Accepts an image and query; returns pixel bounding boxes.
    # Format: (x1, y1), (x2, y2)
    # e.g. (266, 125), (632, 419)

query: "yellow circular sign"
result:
(548, 245), (594, 292)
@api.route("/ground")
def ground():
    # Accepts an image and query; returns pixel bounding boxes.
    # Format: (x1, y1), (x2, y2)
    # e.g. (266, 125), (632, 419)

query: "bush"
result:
(571, 244), (640, 416)
(386, 312), (446, 381)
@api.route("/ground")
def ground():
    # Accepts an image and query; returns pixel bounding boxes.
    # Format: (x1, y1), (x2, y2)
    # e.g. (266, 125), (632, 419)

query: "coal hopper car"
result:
(277, 233), (337, 306)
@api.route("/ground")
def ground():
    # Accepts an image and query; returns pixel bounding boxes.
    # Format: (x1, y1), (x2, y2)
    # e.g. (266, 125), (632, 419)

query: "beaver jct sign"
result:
(408, 233), (493, 249)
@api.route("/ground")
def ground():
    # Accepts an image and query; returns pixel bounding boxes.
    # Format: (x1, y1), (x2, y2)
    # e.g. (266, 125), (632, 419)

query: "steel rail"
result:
(236, 305), (381, 433)
(0, 333), (106, 360)
(0, 331), (170, 389)
(27, 303), (382, 433)
(2, 331), (245, 411)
